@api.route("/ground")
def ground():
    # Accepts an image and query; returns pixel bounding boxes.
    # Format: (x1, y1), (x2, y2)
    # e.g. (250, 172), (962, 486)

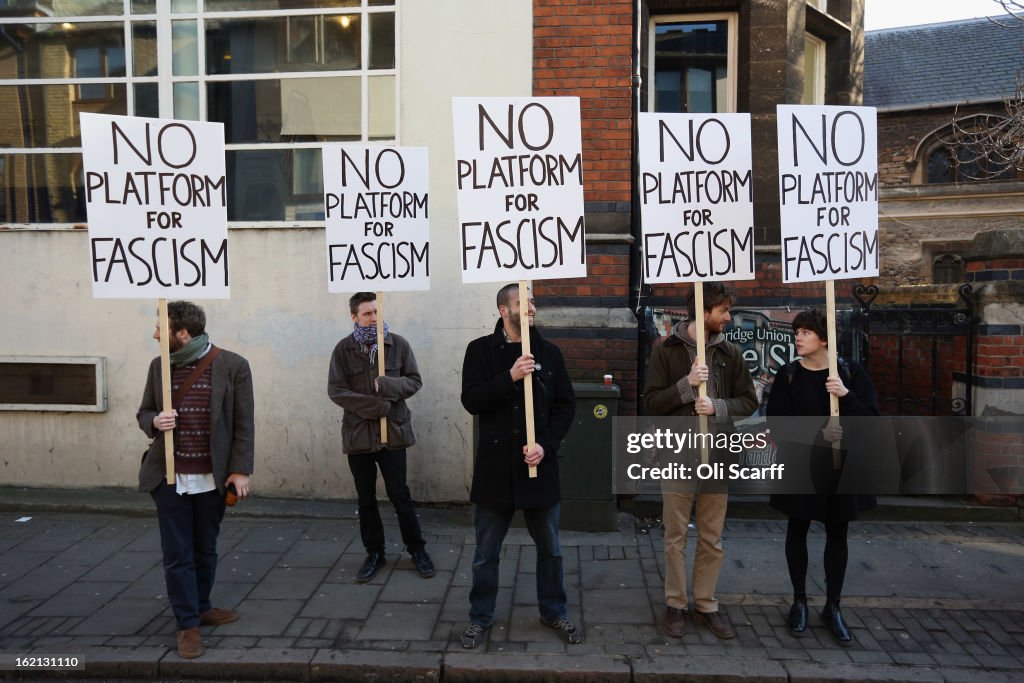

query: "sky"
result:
(864, 0), (1014, 31)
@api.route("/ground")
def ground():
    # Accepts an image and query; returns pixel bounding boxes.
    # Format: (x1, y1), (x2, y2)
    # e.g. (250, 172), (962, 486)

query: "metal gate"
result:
(852, 284), (976, 417)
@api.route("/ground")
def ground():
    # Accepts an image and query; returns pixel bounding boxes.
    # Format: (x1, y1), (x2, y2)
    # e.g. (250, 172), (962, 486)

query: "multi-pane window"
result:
(0, 0), (397, 225)
(649, 14), (737, 114)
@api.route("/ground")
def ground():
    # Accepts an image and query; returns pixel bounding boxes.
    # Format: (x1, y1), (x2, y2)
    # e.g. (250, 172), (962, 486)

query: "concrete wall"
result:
(0, 0), (534, 501)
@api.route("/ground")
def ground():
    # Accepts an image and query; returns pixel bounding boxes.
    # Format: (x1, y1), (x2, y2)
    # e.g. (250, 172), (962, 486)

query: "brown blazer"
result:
(136, 349), (255, 493)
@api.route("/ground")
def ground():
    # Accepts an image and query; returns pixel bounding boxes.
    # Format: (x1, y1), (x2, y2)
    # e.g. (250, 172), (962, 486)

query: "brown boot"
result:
(694, 610), (736, 640)
(176, 626), (204, 659)
(663, 606), (686, 638)
(200, 607), (239, 626)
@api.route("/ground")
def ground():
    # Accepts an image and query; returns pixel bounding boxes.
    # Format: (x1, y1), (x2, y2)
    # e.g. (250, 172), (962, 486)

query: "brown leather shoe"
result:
(663, 606), (686, 638)
(694, 610), (736, 640)
(176, 626), (204, 659)
(200, 607), (239, 626)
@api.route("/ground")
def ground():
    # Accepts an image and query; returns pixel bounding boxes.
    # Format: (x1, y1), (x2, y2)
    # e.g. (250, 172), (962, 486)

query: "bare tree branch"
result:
(945, 1), (1024, 179)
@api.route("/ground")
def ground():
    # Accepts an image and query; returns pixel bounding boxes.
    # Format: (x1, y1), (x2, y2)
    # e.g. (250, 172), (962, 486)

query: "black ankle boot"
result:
(821, 600), (852, 646)
(787, 597), (808, 637)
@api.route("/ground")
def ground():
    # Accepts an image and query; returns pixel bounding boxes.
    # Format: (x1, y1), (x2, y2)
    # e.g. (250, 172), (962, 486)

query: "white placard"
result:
(322, 145), (430, 292)
(81, 113), (229, 299)
(639, 113), (754, 283)
(777, 105), (879, 283)
(453, 97), (587, 283)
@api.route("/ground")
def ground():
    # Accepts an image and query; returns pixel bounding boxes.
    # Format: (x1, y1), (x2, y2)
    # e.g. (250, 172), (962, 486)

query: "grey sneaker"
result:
(540, 616), (583, 644)
(460, 623), (489, 649)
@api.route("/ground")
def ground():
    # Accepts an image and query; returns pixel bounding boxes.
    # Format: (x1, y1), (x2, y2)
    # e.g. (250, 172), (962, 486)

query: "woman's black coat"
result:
(767, 359), (880, 522)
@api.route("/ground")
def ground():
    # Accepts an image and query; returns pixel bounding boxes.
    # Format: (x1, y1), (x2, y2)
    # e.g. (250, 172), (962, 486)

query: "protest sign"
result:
(639, 113), (754, 283)
(323, 145), (430, 292)
(777, 105), (879, 284)
(453, 97), (586, 283)
(81, 113), (229, 299)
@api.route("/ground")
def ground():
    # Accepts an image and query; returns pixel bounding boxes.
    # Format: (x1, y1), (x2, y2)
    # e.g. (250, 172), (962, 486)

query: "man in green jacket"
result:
(329, 292), (434, 583)
(642, 282), (757, 641)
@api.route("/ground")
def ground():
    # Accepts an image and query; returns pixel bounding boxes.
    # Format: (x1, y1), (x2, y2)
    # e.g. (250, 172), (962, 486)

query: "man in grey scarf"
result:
(137, 300), (255, 659)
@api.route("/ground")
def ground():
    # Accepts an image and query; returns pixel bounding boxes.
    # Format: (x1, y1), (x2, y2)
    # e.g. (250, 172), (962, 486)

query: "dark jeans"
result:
(347, 448), (425, 554)
(151, 480), (226, 630)
(469, 503), (567, 627)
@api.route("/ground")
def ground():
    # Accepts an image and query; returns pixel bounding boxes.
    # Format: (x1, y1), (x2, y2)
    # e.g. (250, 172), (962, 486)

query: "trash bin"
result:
(557, 382), (620, 531)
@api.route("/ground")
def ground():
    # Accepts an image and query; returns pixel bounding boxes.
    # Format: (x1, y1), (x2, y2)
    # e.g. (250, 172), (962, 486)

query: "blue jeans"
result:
(469, 503), (567, 627)
(151, 480), (226, 630)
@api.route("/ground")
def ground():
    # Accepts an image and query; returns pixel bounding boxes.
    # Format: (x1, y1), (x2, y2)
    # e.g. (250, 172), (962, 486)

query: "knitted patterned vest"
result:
(171, 363), (213, 474)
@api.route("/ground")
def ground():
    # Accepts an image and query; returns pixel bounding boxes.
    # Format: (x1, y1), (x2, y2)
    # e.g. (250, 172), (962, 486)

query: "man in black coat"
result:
(459, 283), (580, 649)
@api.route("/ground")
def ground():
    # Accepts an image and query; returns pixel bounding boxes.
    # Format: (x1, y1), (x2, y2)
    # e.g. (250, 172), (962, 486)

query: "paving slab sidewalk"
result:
(0, 491), (1022, 682)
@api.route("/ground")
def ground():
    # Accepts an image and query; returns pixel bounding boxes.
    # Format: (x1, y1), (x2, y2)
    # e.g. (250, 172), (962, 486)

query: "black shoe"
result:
(411, 549), (435, 578)
(355, 552), (386, 583)
(540, 616), (583, 644)
(787, 598), (808, 637)
(461, 623), (489, 649)
(821, 600), (853, 646)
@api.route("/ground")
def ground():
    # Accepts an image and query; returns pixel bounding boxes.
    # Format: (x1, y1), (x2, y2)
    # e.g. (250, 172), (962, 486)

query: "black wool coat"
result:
(461, 321), (575, 510)
(767, 359), (880, 522)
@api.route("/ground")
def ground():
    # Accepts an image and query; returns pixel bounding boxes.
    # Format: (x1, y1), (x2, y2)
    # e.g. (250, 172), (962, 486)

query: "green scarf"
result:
(169, 333), (210, 367)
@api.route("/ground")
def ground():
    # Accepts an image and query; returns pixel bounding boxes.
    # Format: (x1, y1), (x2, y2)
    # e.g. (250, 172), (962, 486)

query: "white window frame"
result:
(807, 0), (828, 12)
(0, 0), (400, 229)
(648, 13), (738, 114)
(802, 32), (826, 105)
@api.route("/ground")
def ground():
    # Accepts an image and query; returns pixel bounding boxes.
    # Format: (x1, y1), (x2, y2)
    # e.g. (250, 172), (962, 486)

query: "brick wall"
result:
(532, 0), (633, 205)
(966, 258), (1024, 284)
(533, 1), (637, 412)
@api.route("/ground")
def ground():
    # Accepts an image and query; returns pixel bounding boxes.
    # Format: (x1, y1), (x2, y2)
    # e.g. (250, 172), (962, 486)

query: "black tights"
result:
(785, 517), (849, 603)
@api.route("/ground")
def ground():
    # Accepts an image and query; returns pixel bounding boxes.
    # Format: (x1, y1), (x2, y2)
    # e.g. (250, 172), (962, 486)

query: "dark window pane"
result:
(369, 12), (395, 69)
(0, 153), (87, 223)
(0, 22), (125, 79)
(134, 83), (159, 117)
(206, 15), (360, 74)
(0, 362), (98, 406)
(133, 22), (159, 76)
(926, 148), (952, 183)
(0, 1), (125, 17)
(955, 146), (981, 182)
(0, 84), (127, 148)
(205, 0), (357, 9)
(226, 148), (326, 221)
(208, 77), (361, 143)
(932, 254), (963, 284)
(654, 20), (728, 113)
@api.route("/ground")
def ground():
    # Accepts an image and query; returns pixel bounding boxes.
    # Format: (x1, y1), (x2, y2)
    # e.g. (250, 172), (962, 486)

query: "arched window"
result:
(915, 115), (1022, 184)
(932, 254), (964, 284)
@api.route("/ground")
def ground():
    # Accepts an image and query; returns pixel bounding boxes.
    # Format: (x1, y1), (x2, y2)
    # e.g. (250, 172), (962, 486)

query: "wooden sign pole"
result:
(519, 280), (538, 479)
(376, 291), (388, 445)
(694, 284), (710, 465)
(825, 281), (841, 469)
(159, 299), (175, 483)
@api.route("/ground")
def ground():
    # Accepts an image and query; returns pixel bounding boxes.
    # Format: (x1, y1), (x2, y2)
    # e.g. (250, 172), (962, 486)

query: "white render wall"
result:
(0, 1), (534, 501)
